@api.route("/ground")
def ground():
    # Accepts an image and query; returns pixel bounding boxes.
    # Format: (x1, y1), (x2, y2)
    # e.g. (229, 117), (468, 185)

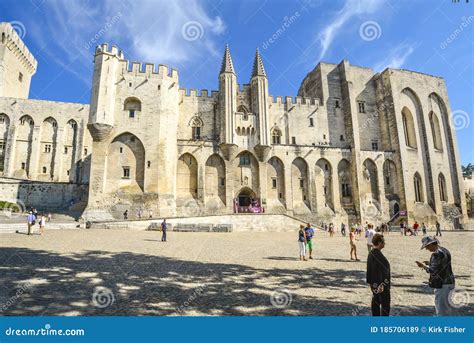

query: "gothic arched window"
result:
(190, 116), (203, 140)
(271, 127), (282, 145)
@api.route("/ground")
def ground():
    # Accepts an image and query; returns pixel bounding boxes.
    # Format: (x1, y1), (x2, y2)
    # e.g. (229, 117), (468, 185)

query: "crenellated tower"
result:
(87, 44), (123, 141)
(0, 22), (37, 99)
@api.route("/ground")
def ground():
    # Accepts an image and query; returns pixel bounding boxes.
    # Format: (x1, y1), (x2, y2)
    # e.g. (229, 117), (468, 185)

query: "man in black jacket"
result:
(416, 236), (455, 316)
(366, 233), (391, 316)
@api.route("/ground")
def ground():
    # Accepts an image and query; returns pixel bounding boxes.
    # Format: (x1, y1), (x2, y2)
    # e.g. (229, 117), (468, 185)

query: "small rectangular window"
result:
(299, 178), (304, 189)
(309, 118), (314, 127)
(220, 177), (225, 186)
(291, 137), (296, 145)
(372, 141), (378, 151)
(64, 147), (68, 154)
(342, 183), (351, 197)
(335, 99), (340, 108)
(192, 126), (201, 139)
(18, 72), (23, 82)
(129, 110), (135, 118)
(21, 162), (26, 170)
(323, 134), (326, 140)
(0, 141), (5, 151)
(119, 147), (123, 153)
(44, 144), (51, 153)
(358, 101), (366, 113)
(272, 178), (277, 189)
(240, 155), (250, 166)
(386, 176), (390, 185)
(84, 148), (88, 155)
(122, 166), (130, 179)
(147, 161), (151, 168)
(42, 166), (47, 174)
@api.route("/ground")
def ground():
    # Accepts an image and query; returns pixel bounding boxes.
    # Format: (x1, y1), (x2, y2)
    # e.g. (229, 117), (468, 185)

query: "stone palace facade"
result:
(0, 22), (467, 224)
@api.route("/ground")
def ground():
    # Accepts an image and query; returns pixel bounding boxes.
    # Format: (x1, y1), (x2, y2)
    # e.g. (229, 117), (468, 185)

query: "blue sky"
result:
(1, 0), (472, 164)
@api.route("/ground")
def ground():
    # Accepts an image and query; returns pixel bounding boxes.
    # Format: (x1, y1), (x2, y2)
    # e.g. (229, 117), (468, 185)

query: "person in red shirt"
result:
(413, 221), (420, 236)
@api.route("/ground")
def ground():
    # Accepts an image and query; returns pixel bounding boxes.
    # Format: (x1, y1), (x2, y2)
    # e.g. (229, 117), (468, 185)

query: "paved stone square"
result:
(0, 229), (472, 316)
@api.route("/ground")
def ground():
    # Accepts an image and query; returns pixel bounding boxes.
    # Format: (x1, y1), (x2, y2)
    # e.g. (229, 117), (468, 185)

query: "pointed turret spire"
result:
(220, 44), (235, 74)
(251, 48), (266, 78)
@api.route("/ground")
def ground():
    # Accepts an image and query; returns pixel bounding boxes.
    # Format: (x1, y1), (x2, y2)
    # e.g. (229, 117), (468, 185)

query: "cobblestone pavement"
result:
(0, 228), (472, 316)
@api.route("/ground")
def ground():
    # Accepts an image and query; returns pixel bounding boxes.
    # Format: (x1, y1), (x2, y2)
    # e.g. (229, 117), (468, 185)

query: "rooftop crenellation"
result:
(0, 22), (38, 74)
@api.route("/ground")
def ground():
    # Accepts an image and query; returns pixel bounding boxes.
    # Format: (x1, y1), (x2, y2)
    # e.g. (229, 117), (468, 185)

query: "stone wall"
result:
(0, 177), (88, 211)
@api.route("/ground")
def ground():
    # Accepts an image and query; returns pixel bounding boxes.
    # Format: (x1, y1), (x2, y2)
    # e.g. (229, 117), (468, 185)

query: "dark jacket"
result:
(367, 248), (391, 291)
(427, 246), (455, 288)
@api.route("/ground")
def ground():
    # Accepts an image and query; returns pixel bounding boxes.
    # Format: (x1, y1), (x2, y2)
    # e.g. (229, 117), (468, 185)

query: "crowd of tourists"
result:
(296, 220), (456, 317)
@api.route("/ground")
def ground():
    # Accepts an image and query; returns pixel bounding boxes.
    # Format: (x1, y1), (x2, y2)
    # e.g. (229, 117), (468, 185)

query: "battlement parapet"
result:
(95, 43), (178, 81)
(179, 88), (219, 101)
(269, 95), (321, 108)
(0, 22), (37, 74)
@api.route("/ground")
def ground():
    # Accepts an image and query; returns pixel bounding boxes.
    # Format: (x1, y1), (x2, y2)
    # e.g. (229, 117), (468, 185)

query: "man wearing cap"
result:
(416, 236), (455, 316)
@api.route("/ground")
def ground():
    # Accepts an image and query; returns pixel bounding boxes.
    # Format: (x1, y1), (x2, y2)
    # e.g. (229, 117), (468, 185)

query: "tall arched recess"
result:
(401, 88), (435, 211)
(205, 154), (226, 206)
(177, 153), (198, 199)
(0, 113), (10, 173)
(106, 132), (145, 193)
(429, 92), (462, 208)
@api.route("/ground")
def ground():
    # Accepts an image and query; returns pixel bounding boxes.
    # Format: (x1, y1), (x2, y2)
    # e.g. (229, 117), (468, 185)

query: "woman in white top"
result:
(39, 214), (46, 236)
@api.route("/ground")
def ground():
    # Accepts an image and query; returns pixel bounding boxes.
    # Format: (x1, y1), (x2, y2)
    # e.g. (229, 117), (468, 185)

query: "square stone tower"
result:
(0, 22), (37, 99)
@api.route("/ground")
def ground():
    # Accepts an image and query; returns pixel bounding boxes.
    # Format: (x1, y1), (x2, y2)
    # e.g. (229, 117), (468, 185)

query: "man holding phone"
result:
(416, 236), (455, 316)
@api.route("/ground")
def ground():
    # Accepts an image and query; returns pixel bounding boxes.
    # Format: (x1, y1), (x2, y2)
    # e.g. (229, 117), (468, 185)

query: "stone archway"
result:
(237, 187), (256, 206)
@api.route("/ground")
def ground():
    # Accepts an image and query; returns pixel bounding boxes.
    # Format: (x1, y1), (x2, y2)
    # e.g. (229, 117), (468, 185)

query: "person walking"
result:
(39, 214), (46, 236)
(149, 209), (153, 219)
(123, 210), (128, 220)
(47, 212), (52, 222)
(27, 211), (35, 235)
(304, 223), (315, 260)
(435, 221), (442, 236)
(400, 221), (405, 236)
(416, 236), (455, 316)
(366, 224), (376, 252)
(341, 223), (346, 237)
(161, 219), (168, 242)
(329, 223), (335, 237)
(366, 233), (391, 316)
(349, 227), (359, 261)
(421, 222), (427, 235)
(298, 225), (307, 261)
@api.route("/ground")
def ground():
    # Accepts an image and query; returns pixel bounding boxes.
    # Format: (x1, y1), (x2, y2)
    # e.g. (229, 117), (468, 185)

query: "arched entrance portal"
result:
(234, 187), (262, 213)
(238, 187), (256, 206)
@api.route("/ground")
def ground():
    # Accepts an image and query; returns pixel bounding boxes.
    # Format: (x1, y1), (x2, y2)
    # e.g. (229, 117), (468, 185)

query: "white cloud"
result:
(29, 0), (225, 83)
(316, 0), (383, 61)
(372, 42), (416, 72)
